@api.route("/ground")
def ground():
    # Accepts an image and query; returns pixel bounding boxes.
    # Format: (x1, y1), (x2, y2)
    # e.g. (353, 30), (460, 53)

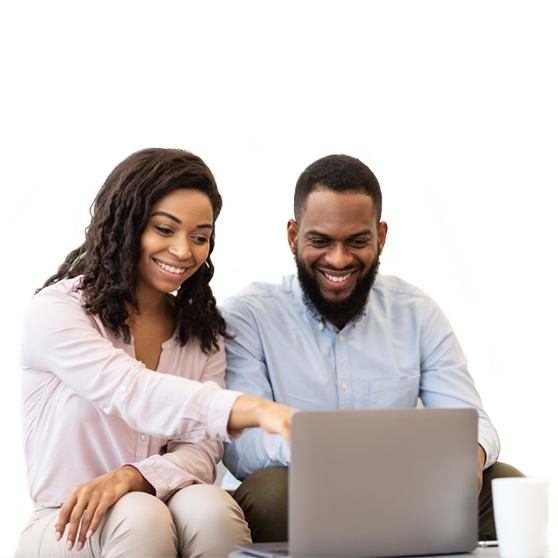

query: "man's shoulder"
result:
(370, 274), (434, 313)
(223, 276), (295, 303)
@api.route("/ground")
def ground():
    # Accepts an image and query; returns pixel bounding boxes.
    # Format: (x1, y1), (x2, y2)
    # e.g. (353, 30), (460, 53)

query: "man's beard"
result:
(295, 245), (380, 326)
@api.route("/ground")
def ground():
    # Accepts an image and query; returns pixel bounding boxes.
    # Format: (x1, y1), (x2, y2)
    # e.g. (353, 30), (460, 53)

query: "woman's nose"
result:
(168, 237), (192, 261)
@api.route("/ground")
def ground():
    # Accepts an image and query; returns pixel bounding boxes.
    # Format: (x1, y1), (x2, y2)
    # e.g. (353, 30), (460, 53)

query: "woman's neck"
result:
(128, 285), (173, 323)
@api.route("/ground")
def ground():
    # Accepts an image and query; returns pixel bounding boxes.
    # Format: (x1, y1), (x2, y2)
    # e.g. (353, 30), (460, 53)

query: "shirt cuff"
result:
(125, 462), (171, 501)
(478, 435), (499, 470)
(207, 388), (244, 442)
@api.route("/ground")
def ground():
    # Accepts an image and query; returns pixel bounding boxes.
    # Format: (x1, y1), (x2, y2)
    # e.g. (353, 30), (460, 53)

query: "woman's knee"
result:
(168, 484), (247, 526)
(100, 492), (177, 556)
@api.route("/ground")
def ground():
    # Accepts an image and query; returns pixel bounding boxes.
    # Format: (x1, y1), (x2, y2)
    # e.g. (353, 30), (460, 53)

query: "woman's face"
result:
(137, 189), (214, 297)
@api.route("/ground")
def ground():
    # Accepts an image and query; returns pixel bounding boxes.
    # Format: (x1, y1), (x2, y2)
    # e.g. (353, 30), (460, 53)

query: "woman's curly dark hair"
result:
(38, 148), (230, 354)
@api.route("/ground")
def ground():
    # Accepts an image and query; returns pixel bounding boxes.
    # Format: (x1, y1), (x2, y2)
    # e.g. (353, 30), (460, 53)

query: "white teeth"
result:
(155, 260), (186, 274)
(324, 272), (352, 282)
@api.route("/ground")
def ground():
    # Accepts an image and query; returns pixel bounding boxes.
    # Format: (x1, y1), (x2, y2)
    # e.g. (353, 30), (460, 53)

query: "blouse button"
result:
(141, 434), (147, 441)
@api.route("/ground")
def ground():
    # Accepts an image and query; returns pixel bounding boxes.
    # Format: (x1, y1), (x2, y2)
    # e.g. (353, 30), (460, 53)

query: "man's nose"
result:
(324, 242), (353, 269)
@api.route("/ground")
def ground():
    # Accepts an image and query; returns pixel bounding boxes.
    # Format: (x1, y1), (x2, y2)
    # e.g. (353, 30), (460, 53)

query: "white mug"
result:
(492, 477), (549, 558)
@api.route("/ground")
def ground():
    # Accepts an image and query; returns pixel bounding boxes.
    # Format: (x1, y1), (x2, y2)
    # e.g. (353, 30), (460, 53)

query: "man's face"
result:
(288, 189), (387, 328)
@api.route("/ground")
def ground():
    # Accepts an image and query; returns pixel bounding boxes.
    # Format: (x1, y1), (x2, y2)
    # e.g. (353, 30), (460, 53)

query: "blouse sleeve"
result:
(22, 284), (243, 444)
(130, 342), (232, 501)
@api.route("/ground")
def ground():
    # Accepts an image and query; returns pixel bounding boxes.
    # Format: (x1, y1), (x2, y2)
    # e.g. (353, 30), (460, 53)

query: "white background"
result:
(1, 1), (556, 555)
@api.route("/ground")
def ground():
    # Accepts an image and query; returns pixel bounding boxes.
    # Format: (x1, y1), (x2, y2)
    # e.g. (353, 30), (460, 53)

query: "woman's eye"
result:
(193, 236), (209, 244)
(155, 226), (173, 234)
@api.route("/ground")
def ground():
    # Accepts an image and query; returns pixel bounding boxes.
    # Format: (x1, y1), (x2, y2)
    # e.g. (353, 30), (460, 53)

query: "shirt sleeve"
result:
(130, 342), (236, 501)
(418, 296), (500, 468)
(23, 285), (243, 444)
(221, 298), (291, 480)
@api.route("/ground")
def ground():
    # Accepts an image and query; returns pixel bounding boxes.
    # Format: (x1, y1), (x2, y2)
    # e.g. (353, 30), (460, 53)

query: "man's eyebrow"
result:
(306, 229), (372, 237)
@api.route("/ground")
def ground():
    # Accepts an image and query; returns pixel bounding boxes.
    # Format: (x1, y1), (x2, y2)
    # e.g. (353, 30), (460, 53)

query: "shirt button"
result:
(338, 335), (344, 342)
(341, 382), (348, 390)
(141, 434), (147, 441)
(119, 385), (127, 392)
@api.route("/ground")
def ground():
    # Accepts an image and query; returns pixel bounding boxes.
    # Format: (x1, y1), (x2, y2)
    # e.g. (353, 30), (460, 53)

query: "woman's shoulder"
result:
(31, 276), (86, 309)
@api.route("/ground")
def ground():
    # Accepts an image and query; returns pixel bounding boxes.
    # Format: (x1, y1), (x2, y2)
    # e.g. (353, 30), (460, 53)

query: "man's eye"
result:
(309, 238), (328, 246)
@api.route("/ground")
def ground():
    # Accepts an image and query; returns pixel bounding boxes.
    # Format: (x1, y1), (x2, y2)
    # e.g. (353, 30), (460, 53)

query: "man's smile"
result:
(322, 271), (353, 283)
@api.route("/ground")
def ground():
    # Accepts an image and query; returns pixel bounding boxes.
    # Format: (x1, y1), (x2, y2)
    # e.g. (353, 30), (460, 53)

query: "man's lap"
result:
(233, 462), (525, 542)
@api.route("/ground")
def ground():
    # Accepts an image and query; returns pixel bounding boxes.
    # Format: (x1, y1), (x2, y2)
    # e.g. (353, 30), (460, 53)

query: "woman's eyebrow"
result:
(152, 211), (181, 224)
(151, 211), (213, 230)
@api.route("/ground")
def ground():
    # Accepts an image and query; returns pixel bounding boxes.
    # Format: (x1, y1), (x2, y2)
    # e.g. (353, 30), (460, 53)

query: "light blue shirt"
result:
(222, 274), (500, 481)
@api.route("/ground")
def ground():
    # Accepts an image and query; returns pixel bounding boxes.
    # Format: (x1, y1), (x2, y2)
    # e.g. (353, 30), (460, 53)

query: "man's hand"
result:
(478, 444), (486, 496)
(55, 465), (155, 551)
(228, 395), (298, 445)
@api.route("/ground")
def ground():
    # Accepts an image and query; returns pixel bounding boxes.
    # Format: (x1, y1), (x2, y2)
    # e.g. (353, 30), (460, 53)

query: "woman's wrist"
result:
(228, 394), (267, 431)
(228, 395), (296, 445)
(120, 465), (156, 495)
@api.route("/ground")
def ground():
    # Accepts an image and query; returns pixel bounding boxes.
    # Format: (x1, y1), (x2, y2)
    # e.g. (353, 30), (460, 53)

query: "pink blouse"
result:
(20, 277), (243, 507)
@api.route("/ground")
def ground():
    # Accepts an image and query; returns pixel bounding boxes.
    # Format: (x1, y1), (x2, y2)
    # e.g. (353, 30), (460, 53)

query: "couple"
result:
(16, 149), (521, 558)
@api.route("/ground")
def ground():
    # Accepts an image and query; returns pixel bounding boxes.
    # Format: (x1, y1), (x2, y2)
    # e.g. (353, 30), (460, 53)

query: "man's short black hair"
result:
(293, 154), (382, 223)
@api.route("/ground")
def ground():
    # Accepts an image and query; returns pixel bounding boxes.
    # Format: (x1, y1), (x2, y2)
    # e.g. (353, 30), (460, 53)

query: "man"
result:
(221, 154), (522, 542)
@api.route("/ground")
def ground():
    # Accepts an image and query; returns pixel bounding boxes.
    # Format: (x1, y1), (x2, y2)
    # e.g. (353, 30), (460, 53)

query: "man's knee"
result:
(478, 461), (525, 541)
(233, 467), (289, 542)
(482, 461), (525, 485)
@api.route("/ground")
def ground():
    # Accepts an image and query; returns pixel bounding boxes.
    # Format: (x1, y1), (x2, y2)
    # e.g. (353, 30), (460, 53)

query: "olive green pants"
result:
(233, 462), (524, 542)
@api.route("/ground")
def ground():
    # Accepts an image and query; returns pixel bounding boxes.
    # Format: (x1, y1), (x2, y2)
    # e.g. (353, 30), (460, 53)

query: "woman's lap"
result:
(16, 486), (250, 558)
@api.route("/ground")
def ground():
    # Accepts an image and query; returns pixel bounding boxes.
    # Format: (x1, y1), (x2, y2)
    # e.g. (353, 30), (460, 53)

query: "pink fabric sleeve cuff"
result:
(206, 389), (244, 442)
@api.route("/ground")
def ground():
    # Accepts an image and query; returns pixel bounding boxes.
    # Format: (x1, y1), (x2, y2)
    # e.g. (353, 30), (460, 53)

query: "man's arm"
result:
(419, 296), (500, 468)
(221, 298), (291, 480)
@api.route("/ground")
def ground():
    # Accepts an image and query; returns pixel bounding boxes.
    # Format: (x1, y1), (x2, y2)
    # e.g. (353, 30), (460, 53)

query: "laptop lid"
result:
(288, 408), (479, 558)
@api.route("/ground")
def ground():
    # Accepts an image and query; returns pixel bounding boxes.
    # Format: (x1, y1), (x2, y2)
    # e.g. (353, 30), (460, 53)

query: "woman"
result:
(16, 148), (294, 558)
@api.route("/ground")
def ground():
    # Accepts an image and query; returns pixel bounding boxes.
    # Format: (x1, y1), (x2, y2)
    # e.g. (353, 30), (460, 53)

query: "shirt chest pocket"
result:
(367, 375), (420, 409)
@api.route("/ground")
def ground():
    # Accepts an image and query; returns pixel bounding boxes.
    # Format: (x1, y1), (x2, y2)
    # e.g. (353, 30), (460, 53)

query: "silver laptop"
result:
(234, 408), (479, 558)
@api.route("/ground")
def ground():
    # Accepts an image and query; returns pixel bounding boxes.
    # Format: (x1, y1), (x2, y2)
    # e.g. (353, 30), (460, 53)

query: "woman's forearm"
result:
(228, 395), (296, 445)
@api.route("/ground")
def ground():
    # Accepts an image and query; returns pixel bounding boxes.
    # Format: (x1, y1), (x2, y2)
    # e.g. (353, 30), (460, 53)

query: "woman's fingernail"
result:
(86, 530), (93, 539)
(54, 531), (62, 542)
(67, 540), (73, 551)
(76, 541), (84, 551)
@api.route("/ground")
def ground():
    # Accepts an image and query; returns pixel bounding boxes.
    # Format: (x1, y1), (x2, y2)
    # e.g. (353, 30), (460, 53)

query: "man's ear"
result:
(378, 221), (388, 254)
(287, 219), (299, 255)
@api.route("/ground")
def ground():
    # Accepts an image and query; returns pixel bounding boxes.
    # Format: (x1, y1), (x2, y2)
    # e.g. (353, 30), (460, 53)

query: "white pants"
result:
(16, 485), (251, 558)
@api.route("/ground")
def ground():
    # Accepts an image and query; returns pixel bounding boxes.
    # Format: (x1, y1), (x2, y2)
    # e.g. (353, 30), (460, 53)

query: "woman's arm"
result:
(228, 394), (295, 444)
(55, 466), (154, 552)
(55, 399), (296, 551)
